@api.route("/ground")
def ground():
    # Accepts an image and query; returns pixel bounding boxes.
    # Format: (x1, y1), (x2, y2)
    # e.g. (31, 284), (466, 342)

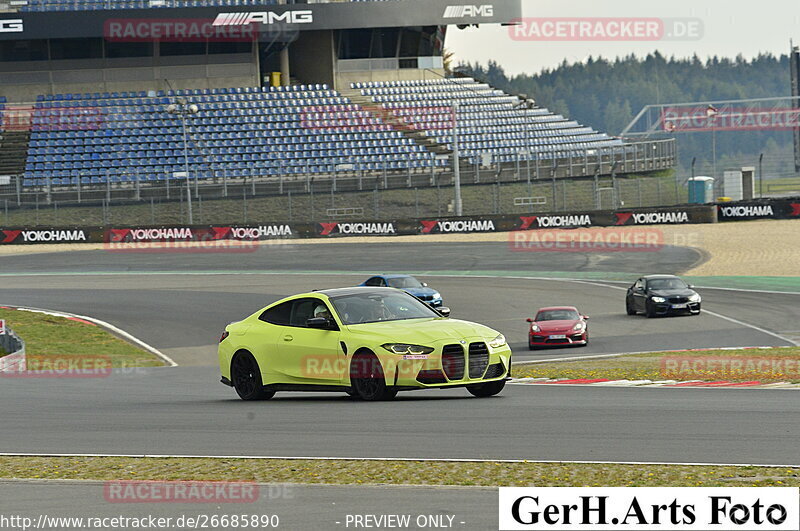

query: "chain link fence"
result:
(0, 140), (679, 225)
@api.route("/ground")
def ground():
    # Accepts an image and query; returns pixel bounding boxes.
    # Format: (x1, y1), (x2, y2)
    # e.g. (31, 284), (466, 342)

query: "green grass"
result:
(0, 456), (796, 487)
(0, 308), (164, 368)
(514, 347), (800, 383)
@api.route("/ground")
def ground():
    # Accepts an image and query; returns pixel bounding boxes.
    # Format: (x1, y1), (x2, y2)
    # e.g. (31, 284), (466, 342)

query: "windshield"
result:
(647, 278), (688, 290)
(330, 291), (439, 325)
(386, 277), (423, 289)
(536, 309), (580, 321)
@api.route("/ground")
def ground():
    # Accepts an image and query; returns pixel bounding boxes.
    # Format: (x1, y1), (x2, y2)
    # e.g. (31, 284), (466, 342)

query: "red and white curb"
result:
(510, 378), (800, 389)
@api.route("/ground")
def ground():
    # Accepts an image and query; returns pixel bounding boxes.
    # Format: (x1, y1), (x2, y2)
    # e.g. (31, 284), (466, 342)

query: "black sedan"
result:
(625, 275), (701, 318)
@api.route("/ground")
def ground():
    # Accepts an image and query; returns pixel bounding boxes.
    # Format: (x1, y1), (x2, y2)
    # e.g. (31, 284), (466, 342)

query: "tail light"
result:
(219, 331), (230, 343)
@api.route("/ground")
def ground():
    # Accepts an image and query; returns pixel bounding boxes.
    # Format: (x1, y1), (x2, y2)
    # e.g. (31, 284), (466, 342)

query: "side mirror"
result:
(526, 318), (534, 323)
(582, 315), (590, 320)
(307, 317), (334, 329)
(421, 282), (428, 287)
(437, 306), (451, 318)
(687, 284), (695, 289)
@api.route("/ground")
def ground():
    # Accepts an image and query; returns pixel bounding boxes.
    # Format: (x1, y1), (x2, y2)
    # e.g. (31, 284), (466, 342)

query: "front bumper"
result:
(652, 301), (701, 315)
(529, 332), (587, 347)
(385, 342), (511, 388)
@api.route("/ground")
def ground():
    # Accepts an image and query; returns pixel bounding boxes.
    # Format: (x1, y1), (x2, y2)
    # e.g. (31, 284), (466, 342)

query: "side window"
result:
(289, 298), (333, 328)
(635, 279), (643, 290)
(365, 277), (383, 287)
(259, 301), (293, 325)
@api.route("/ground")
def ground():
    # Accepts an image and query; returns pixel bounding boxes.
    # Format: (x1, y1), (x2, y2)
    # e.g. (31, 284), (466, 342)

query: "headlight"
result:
(651, 296), (666, 303)
(530, 324), (540, 332)
(381, 344), (434, 355)
(432, 292), (441, 299)
(573, 322), (585, 331)
(488, 334), (507, 348)
(689, 294), (701, 302)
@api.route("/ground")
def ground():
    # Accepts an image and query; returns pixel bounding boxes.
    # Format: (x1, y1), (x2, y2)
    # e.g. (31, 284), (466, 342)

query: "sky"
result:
(446, 0), (800, 76)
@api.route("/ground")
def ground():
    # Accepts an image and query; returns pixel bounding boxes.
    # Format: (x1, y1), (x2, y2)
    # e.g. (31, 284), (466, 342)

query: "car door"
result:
(274, 297), (344, 385)
(632, 278), (647, 311)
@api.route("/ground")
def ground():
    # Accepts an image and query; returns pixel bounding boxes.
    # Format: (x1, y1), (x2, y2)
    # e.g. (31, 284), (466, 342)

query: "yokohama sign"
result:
(614, 211), (690, 225)
(420, 219), (497, 234)
(1, 229), (87, 243)
(517, 214), (593, 230)
(318, 222), (396, 236)
(108, 227), (194, 242)
(717, 201), (800, 221)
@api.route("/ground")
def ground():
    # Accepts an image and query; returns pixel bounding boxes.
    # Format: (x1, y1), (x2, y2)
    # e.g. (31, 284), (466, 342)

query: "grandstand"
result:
(0, 0), (676, 215)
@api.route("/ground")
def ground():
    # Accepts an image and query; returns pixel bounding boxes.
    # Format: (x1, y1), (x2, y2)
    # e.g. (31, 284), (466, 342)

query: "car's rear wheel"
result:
(467, 379), (506, 398)
(231, 352), (275, 401)
(626, 299), (636, 315)
(350, 353), (397, 401)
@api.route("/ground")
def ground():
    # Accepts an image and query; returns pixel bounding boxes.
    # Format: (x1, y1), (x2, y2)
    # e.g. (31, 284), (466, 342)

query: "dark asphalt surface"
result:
(0, 274), (794, 367)
(2, 366), (800, 465)
(0, 241), (705, 274)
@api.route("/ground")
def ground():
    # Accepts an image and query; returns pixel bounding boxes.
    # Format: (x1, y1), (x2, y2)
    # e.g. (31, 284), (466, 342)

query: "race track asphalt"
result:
(0, 242), (798, 466)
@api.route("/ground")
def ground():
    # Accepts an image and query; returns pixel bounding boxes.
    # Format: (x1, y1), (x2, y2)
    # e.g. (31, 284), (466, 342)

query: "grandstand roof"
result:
(0, 0), (522, 41)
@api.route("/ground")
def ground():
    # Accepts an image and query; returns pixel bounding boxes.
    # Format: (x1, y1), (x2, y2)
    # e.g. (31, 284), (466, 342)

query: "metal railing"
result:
(0, 326), (25, 372)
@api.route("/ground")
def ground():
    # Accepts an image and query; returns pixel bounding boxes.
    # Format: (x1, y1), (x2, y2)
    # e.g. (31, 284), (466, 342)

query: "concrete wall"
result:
(288, 30), (336, 87)
(0, 53), (258, 102)
(335, 68), (446, 91)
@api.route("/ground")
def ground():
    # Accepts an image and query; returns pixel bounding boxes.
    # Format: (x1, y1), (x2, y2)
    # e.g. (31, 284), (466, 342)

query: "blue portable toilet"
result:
(688, 176), (714, 204)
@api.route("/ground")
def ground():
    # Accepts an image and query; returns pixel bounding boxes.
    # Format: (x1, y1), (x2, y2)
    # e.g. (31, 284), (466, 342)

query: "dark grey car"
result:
(626, 275), (702, 318)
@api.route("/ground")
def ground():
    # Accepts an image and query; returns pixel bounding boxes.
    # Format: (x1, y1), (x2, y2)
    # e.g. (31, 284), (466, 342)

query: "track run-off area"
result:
(0, 240), (799, 466)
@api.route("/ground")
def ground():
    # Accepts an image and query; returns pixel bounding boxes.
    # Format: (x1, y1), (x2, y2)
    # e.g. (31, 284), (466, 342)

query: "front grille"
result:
(419, 295), (433, 301)
(546, 338), (570, 344)
(441, 344), (465, 380)
(416, 370), (447, 384)
(668, 296), (688, 303)
(468, 342), (489, 378)
(484, 362), (506, 379)
(570, 334), (584, 340)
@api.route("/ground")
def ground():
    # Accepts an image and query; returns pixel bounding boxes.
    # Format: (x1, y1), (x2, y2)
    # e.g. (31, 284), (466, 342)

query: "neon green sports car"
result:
(219, 287), (512, 401)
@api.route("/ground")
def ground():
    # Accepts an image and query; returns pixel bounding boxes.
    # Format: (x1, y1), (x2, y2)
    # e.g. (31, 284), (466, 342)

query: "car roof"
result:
(312, 287), (404, 298)
(371, 274), (413, 279)
(537, 306), (579, 312)
(642, 274), (680, 279)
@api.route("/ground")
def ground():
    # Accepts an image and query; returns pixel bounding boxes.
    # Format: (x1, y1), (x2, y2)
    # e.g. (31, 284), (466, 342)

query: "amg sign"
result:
(212, 10), (313, 26)
(0, 19), (23, 33)
(443, 5), (494, 18)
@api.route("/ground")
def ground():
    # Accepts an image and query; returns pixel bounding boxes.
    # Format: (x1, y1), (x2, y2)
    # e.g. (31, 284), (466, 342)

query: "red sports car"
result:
(527, 306), (589, 349)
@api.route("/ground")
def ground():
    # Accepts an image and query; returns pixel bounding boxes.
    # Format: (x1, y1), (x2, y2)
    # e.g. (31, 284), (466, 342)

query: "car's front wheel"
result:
(231, 352), (275, 401)
(350, 353), (397, 401)
(645, 301), (656, 318)
(626, 298), (636, 315)
(467, 379), (506, 397)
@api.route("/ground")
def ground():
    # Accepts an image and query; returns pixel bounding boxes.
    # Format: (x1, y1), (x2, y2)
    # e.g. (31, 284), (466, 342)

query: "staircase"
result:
(0, 130), (30, 177)
(340, 87), (452, 156)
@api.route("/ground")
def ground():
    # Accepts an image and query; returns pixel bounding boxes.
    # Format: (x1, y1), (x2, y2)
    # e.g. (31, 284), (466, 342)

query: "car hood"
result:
(649, 289), (696, 297)
(402, 287), (438, 297)
(345, 318), (497, 344)
(534, 319), (580, 333)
